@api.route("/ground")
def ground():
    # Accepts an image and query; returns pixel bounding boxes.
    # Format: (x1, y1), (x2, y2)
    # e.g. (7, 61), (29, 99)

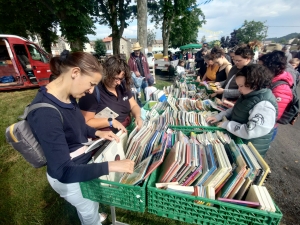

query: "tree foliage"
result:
(0, 0), (58, 52)
(94, 39), (107, 56)
(228, 29), (240, 48)
(236, 20), (267, 44)
(148, 0), (205, 56)
(95, 0), (135, 55)
(169, 7), (205, 49)
(147, 29), (156, 47)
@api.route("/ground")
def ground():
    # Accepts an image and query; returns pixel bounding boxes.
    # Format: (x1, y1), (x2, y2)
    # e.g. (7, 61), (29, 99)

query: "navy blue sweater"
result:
(27, 86), (109, 183)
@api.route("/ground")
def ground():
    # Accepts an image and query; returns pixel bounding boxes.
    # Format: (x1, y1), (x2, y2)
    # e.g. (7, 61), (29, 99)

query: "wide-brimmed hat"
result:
(132, 42), (142, 51)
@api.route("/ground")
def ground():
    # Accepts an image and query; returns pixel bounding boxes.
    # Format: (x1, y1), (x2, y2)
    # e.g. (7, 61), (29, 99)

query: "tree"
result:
(95, 0), (135, 55)
(168, 7), (205, 48)
(148, 0), (205, 56)
(137, 0), (147, 54)
(236, 20), (267, 44)
(201, 35), (206, 43)
(0, 0), (58, 52)
(147, 29), (156, 47)
(94, 39), (107, 56)
(279, 38), (287, 44)
(209, 40), (220, 48)
(229, 29), (240, 48)
(220, 36), (230, 48)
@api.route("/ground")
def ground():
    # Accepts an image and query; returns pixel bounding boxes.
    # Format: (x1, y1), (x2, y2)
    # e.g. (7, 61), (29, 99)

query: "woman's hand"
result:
(95, 130), (120, 142)
(217, 122), (224, 127)
(210, 93), (217, 98)
(196, 76), (201, 82)
(112, 119), (127, 133)
(108, 159), (134, 173)
(214, 87), (224, 94)
(206, 116), (218, 125)
(135, 117), (143, 130)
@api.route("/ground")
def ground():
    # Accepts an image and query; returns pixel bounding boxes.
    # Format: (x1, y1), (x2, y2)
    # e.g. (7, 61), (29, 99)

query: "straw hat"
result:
(132, 42), (142, 51)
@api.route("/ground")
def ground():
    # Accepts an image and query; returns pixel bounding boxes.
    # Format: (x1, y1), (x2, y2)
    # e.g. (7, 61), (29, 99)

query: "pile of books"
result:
(154, 130), (273, 211)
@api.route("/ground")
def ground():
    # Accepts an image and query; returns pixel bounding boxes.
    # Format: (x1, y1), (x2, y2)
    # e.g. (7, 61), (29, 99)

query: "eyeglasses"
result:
(114, 77), (125, 82)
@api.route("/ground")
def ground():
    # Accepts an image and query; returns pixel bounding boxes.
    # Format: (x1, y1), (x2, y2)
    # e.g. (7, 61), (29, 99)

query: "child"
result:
(144, 76), (157, 101)
(131, 71), (145, 98)
(206, 64), (278, 157)
(176, 60), (185, 76)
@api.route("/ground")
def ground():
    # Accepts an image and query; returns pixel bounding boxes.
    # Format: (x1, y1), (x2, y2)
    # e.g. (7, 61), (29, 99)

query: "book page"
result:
(94, 107), (119, 119)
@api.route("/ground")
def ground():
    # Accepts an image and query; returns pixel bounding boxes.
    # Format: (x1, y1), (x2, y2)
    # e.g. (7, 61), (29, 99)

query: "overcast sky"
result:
(87, 0), (300, 42)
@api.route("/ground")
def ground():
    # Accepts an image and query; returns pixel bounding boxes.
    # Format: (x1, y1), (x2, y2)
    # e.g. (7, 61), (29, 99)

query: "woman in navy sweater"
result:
(27, 50), (134, 225)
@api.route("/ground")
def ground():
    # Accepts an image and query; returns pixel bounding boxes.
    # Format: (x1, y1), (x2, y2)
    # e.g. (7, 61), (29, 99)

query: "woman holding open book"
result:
(206, 64), (278, 157)
(27, 50), (134, 225)
(79, 55), (143, 133)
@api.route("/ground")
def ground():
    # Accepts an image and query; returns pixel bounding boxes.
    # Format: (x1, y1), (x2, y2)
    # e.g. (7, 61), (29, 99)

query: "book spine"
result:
(182, 166), (202, 186)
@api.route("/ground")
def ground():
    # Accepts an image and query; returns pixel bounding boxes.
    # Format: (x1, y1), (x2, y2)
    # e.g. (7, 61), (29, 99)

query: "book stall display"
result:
(80, 71), (283, 225)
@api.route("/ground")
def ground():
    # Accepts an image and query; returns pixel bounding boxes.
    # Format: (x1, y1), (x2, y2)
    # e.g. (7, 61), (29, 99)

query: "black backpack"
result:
(271, 81), (300, 125)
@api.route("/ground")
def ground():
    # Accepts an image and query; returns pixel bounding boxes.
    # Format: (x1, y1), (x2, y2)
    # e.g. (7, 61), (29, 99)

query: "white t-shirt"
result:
(144, 86), (157, 101)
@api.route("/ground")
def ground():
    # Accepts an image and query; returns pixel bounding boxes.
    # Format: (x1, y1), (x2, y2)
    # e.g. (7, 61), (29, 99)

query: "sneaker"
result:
(99, 212), (107, 222)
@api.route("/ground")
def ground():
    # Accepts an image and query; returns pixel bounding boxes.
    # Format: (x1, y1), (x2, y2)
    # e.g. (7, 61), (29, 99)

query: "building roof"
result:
(103, 37), (112, 42)
(154, 40), (163, 44)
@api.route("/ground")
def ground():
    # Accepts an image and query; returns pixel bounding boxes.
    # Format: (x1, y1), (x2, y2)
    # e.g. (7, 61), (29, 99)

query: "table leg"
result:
(110, 206), (129, 225)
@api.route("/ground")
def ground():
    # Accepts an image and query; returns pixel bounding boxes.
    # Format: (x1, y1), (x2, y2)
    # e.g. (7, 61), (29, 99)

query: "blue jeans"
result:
(141, 79), (148, 101)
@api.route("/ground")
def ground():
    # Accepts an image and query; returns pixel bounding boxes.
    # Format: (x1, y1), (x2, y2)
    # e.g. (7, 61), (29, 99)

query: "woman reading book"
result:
(79, 55), (143, 133)
(27, 50), (134, 225)
(206, 64), (278, 157)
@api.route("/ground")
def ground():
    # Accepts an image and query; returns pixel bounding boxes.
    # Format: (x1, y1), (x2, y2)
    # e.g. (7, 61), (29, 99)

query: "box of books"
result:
(80, 129), (148, 212)
(147, 130), (283, 225)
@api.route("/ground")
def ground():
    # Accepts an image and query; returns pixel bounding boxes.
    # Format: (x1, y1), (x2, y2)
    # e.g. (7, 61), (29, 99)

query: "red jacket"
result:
(128, 52), (150, 77)
(271, 71), (294, 120)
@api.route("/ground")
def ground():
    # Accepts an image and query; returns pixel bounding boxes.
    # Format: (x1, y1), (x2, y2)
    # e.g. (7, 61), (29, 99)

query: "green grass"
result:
(0, 79), (191, 225)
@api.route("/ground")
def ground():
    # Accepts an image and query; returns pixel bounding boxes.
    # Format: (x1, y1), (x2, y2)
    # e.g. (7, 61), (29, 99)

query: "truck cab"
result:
(0, 34), (51, 91)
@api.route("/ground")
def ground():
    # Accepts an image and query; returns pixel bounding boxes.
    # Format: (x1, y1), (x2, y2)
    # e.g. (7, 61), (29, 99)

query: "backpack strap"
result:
(19, 103), (63, 122)
(270, 80), (289, 90)
(95, 85), (100, 103)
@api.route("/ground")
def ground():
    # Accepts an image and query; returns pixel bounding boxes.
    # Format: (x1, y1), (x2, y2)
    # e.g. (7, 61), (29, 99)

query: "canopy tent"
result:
(179, 43), (202, 50)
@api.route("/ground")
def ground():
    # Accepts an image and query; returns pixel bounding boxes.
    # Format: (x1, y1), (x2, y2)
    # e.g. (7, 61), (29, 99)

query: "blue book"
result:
(196, 143), (216, 186)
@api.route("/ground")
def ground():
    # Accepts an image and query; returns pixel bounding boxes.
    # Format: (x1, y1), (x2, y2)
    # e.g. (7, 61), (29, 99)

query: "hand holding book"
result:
(95, 130), (120, 142)
(108, 159), (134, 174)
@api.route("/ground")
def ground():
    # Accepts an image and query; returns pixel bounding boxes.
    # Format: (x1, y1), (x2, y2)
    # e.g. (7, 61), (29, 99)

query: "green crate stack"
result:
(80, 177), (147, 212)
(143, 101), (164, 115)
(147, 129), (283, 225)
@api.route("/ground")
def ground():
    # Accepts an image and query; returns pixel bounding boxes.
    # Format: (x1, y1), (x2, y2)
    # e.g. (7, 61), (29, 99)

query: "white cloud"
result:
(87, 0), (300, 42)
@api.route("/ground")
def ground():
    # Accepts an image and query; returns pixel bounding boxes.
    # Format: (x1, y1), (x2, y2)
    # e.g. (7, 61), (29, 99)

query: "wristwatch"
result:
(108, 118), (113, 127)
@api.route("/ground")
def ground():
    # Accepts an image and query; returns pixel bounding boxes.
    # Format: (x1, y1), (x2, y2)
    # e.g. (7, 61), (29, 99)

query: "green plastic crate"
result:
(80, 178), (147, 212)
(147, 129), (283, 224)
(147, 167), (282, 225)
(168, 125), (226, 132)
(143, 101), (158, 111)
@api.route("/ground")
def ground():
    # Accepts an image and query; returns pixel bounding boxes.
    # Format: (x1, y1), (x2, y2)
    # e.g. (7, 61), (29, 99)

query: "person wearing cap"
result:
(144, 76), (157, 101)
(128, 42), (152, 102)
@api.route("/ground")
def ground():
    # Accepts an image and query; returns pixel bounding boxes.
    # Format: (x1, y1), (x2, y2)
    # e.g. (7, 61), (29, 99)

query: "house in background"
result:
(152, 40), (163, 53)
(103, 36), (131, 58)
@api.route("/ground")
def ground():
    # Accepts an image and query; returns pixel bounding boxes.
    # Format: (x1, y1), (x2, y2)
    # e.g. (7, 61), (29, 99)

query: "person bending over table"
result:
(79, 55), (143, 133)
(27, 50), (134, 225)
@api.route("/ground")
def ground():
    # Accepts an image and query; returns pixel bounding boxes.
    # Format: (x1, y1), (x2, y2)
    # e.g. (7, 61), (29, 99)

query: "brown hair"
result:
(234, 46), (254, 59)
(50, 50), (104, 77)
(210, 47), (225, 59)
(203, 53), (214, 61)
(236, 64), (273, 90)
(102, 54), (132, 90)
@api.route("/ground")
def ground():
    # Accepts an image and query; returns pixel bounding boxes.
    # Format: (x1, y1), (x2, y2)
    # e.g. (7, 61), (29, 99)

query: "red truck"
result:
(0, 34), (51, 91)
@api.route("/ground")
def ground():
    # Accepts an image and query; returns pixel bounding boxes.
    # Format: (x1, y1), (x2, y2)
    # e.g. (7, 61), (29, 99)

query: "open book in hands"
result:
(94, 107), (119, 119)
